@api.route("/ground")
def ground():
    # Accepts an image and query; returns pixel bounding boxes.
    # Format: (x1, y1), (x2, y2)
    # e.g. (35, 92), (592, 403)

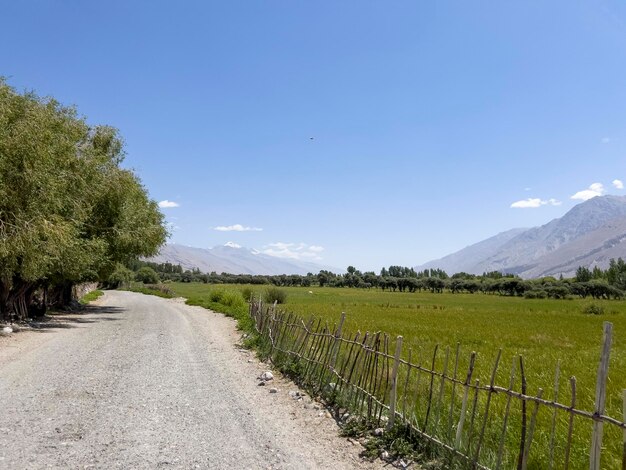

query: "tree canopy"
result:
(0, 80), (167, 320)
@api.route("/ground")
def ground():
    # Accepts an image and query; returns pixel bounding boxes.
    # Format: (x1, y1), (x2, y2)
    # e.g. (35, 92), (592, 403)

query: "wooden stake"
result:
(434, 346), (450, 433)
(548, 361), (561, 470)
(447, 343), (461, 443)
(329, 312), (346, 370)
(496, 357), (517, 470)
(388, 335), (404, 429)
(402, 349), (413, 419)
(564, 376), (577, 470)
(590, 322), (613, 470)
(424, 344), (439, 431)
(521, 388), (543, 470)
(474, 349), (502, 464)
(467, 379), (480, 455)
(455, 351), (476, 449)
(517, 355), (527, 470)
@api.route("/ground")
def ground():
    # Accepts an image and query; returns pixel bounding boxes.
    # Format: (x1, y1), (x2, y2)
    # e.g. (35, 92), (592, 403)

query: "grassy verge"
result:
(177, 285), (256, 335)
(79, 289), (103, 305)
(123, 282), (175, 299)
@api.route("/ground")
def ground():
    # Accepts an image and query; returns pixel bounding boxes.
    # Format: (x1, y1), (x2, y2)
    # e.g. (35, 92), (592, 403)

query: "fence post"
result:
(455, 351), (476, 449)
(329, 312), (346, 370)
(387, 335), (403, 430)
(521, 388), (543, 470)
(590, 321), (613, 470)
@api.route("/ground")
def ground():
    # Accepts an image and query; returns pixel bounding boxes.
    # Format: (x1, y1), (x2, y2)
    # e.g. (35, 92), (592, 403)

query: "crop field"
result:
(169, 282), (626, 467)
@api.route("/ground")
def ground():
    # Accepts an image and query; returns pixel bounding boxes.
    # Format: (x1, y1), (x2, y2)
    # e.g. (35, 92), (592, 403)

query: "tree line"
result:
(127, 258), (626, 300)
(0, 81), (167, 321)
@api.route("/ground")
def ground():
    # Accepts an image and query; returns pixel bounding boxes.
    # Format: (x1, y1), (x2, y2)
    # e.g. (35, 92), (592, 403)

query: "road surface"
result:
(0, 291), (382, 469)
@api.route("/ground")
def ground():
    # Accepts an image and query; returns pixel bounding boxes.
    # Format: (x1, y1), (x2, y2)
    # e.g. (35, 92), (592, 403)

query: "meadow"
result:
(168, 282), (626, 468)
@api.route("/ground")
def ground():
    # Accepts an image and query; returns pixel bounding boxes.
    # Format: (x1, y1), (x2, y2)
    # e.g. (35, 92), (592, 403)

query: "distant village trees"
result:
(128, 257), (626, 301)
(0, 81), (167, 321)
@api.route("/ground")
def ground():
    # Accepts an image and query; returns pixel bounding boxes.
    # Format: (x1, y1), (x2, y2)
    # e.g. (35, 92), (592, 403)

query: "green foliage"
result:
(178, 285), (253, 333)
(108, 264), (134, 288)
(0, 80), (167, 320)
(135, 267), (160, 284)
(125, 283), (174, 298)
(576, 266), (592, 282)
(240, 286), (254, 302)
(263, 286), (288, 304)
(583, 303), (605, 315)
(524, 289), (547, 299)
(79, 290), (104, 305)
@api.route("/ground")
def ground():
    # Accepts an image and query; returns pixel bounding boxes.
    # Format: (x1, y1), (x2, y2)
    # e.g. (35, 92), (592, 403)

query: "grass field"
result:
(168, 282), (626, 468)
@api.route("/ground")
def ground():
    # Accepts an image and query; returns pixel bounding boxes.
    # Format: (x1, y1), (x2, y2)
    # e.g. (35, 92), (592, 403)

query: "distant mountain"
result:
(147, 243), (339, 276)
(416, 195), (626, 278)
(414, 228), (528, 275)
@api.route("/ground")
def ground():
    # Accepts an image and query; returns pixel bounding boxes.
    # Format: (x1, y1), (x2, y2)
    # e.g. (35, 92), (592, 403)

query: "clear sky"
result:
(2, 1), (626, 271)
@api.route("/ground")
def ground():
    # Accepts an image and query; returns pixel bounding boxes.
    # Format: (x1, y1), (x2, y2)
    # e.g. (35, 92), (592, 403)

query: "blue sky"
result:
(2, 1), (626, 271)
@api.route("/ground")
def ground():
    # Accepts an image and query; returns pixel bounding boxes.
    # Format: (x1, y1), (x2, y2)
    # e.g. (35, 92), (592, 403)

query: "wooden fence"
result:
(250, 300), (626, 469)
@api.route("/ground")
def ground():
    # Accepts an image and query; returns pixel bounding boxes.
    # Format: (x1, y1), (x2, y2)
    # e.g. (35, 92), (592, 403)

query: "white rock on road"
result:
(0, 290), (383, 470)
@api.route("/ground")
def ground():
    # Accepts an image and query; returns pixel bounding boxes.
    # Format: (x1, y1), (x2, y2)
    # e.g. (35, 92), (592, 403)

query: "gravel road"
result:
(0, 291), (383, 469)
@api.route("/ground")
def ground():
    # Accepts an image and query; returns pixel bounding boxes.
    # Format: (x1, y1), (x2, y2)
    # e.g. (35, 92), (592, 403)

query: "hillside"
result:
(416, 195), (626, 278)
(148, 243), (339, 275)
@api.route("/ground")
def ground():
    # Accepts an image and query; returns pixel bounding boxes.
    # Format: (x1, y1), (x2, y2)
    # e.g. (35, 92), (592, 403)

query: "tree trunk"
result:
(47, 281), (75, 310)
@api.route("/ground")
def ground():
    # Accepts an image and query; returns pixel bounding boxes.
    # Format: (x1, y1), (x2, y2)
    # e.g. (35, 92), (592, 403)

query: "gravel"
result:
(0, 291), (383, 469)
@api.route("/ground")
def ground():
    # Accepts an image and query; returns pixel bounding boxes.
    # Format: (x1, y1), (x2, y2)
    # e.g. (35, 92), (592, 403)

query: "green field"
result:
(168, 282), (626, 467)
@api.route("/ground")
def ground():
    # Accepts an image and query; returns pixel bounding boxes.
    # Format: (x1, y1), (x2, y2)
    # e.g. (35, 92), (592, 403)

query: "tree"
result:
(108, 264), (134, 288)
(575, 266), (592, 282)
(135, 267), (160, 284)
(607, 258), (626, 290)
(0, 81), (167, 320)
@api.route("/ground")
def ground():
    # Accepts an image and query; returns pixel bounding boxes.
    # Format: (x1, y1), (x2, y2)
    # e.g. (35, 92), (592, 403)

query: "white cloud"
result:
(262, 242), (324, 260)
(510, 198), (562, 209)
(158, 200), (180, 208)
(601, 137), (611, 144)
(213, 224), (263, 232)
(571, 183), (605, 201)
(613, 179), (624, 190)
(224, 241), (242, 248)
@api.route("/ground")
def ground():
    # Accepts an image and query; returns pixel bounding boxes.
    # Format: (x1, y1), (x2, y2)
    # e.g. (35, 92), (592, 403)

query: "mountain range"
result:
(151, 196), (626, 279)
(416, 195), (626, 278)
(147, 242), (338, 276)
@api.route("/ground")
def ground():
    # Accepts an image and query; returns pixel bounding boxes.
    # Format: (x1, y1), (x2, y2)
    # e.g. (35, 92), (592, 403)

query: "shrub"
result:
(209, 289), (225, 303)
(240, 286), (254, 302)
(146, 284), (174, 297)
(127, 283), (174, 298)
(264, 286), (287, 304)
(208, 289), (245, 308)
(135, 267), (160, 284)
(524, 289), (547, 299)
(108, 264), (134, 288)
(583, 304), (605, 315)
(221, 290), (246, 308)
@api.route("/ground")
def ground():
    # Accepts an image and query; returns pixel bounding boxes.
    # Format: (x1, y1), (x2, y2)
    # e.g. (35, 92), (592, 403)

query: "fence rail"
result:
(250, 299), (626, 469)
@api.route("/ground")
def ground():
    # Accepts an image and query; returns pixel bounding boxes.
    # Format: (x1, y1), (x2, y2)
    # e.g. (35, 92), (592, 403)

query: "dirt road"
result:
(0, 291), (382, 469)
